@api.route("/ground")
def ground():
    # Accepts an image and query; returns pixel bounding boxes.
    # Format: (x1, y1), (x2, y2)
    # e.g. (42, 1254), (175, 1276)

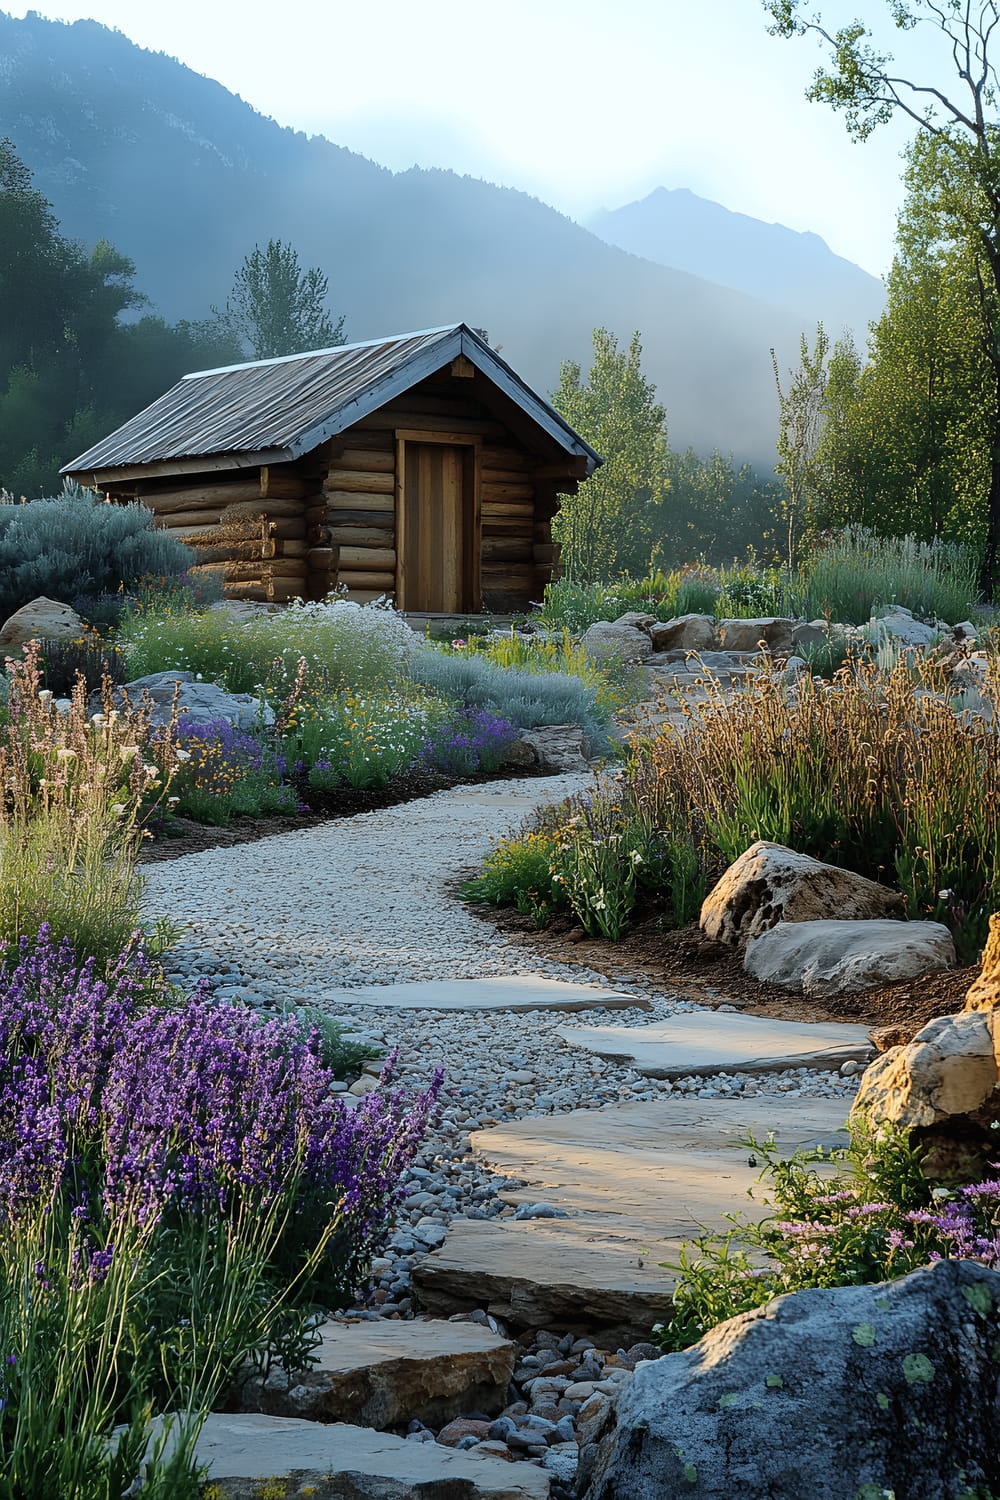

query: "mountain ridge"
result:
(0, 10), (878, 466)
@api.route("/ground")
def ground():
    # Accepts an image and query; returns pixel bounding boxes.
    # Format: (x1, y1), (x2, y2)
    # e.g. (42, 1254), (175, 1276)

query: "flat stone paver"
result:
(154, 1412), (550, 1498)
(558, 1010), (873, 1076)
(413, 1096), (848, 1339)
(321, 976), (649, 1013)
(240, 1317), (516, 1429)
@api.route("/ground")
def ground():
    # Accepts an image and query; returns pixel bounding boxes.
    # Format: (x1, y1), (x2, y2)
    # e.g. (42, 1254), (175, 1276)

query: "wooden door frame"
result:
(394, 430), (481, 612)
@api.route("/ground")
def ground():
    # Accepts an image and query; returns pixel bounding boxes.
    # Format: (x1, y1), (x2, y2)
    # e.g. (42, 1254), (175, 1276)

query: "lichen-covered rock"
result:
(717, 617), (795, 654)
(0, 596), (83, 652)
(580, 620), (653, 664)
(578, 1260), (1000, 1500)
(743, 918), (955, 996)
(851, 1006), (1000, 1180)
(963, 913), (1000, 1011)
(700, 841), (905, 948)
(109, 672), (272, 730)
(647, 614), (718, 652)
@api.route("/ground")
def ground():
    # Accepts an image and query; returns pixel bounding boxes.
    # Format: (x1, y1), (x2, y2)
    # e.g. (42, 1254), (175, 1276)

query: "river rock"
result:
(646, 614), (717, 652)
(744, 918), (956, 996)
(963, 912), (1000, 1011)
(578, 1259), (1000, 1500)
(700, 841), (905, 948)
(580, 620), (653, 665)
(851, 1007), (1000, 1181)
(0, 596), (83, 652)
(717, 617), (795, 654)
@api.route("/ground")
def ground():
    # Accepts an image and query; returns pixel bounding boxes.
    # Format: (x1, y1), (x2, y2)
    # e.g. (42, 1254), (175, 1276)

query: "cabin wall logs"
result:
(121, 468), (325, 603)
(112, 381), (570, 607)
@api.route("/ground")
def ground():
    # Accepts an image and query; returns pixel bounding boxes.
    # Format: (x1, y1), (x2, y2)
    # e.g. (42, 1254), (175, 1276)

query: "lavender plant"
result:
(655, 1120), (1000, 1354)
(420, 707), (520, 776)
(0, 928), (441, 1493)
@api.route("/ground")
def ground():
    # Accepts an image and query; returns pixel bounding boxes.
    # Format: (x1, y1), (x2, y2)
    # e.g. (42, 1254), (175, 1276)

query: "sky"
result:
(6, 0), (935, 278)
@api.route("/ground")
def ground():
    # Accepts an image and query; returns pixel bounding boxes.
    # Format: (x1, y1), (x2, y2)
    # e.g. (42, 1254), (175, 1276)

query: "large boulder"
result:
(700, 841), (905, 948)
(647, 614), (718, 653)
(744, 918), (956, 997)
(515, 724), (589, 773)
(717, 617), (795, 654)
(853, 1015), (1000, 1184)
(963, 912), (1000, 1012)
(110, 671), (272, 731)
(874, 605), (940, 649)
(581, 619), (653, 665)
(578, 1259), (1000, 1500)
(0, 596), (83, 653)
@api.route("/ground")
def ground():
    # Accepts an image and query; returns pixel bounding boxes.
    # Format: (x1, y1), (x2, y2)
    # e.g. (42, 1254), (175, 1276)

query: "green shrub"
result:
(803, 526), (982, 625)
(40, 635), (129, 697)
(460, 823), (567, 926)
(0, 489), (189, 622)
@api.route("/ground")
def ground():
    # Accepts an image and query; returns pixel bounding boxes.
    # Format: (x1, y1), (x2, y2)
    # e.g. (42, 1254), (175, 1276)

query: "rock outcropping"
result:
(578, 1259), (1000, 1500)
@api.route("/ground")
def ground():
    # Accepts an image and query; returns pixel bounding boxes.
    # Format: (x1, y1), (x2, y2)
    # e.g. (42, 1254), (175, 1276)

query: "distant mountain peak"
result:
(589, 186), (883, 336)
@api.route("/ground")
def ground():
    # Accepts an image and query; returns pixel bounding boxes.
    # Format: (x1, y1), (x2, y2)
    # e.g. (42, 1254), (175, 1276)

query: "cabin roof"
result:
(62, 323), (602, 482)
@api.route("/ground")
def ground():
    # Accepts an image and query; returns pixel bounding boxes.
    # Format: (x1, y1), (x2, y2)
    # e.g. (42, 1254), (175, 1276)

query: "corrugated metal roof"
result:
(62, 323), (602, 478)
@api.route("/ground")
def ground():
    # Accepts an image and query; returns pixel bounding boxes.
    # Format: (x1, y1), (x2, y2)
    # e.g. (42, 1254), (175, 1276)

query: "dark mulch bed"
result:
(478, 905), (972, 1045)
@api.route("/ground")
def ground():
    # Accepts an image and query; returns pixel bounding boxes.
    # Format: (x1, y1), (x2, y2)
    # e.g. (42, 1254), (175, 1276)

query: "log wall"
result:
(108, 368), (575, 610)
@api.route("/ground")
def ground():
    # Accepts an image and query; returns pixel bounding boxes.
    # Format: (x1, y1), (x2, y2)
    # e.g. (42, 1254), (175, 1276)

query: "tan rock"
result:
(851, 1009), (1000, 1180)
(437, 1417), (494, 1446)
(580, 620), (653, 664)
(147, 1412), (551, 1499)
(700, 841), (905, 948)
(743, 918), (956, 997)
(0, 596), (84, 653)
(516, 724), (588, 773)
(647, 613), (718, 652)
(239, 1318), (516, 1429)
(717, 617), (795, 654)
(963, 912), (1000, 1011)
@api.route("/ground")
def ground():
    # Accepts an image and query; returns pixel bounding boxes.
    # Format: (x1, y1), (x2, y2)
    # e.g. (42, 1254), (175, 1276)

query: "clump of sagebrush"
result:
(802, 525), (982, 625)
(0, 927), (441, 1496)
(118, 594), (418, 698)
(0, 486), (189, 622)
(0, 641), (175, 963)
(410, 648), (617, 756)
(460, 628), (641, 719)
(655, 1120), (1000, 1354)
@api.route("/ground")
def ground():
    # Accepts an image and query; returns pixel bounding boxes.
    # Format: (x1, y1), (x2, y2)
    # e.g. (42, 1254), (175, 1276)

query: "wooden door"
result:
(400, 442), (476, 612)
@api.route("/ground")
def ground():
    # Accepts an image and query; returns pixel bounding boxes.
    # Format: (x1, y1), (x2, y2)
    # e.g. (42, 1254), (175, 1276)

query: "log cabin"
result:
(61, 324), (602, 612)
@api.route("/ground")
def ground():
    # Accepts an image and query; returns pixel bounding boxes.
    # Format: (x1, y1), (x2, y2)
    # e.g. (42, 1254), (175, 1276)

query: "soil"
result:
(479, 904), (973, 1046)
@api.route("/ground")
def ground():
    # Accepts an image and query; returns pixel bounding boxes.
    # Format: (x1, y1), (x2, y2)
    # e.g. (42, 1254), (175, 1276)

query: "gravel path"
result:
(144, 773), (860, 1492)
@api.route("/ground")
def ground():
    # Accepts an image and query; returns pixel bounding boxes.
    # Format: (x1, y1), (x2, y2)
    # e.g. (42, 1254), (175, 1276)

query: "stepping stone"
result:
(322, 975), (648, 1013)
(151, 1412), (550, 1498)
(413, 1096), (848, 1341)
(239, 1316), (516, 1428)
(559, 1010), (873, 1077)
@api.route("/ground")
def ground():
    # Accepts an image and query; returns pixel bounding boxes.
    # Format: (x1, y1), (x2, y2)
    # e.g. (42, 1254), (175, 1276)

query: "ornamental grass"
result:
(0, 643), (174, 965)
(630, 652), (1000, 960)
(0, 928), (441, 1496)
